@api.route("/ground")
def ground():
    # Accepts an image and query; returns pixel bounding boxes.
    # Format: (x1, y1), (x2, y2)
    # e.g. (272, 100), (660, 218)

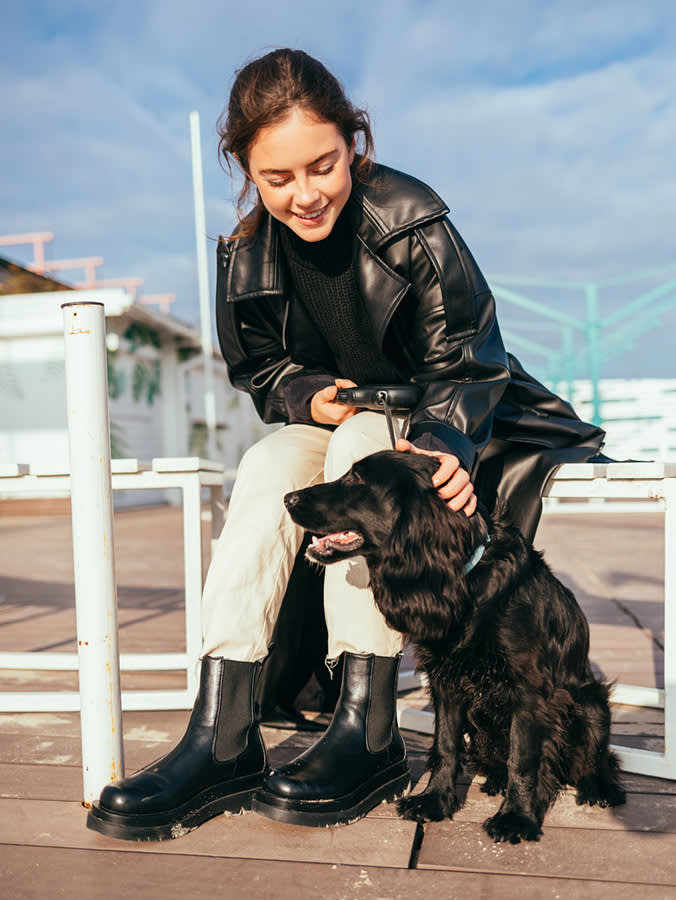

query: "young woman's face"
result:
(246, 106), (355, 242)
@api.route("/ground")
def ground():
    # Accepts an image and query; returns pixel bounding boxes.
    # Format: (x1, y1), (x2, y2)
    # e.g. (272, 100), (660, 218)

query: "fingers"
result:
(434, 461), (468, 496)
(396, 438), (427, 454)
(461, 492), (478, 518)
(431, 455), (462, 489)
(311, 383), (360, 425)
(446, 481), (474, 511)
(396, 440), (477, 516)
(435, 466), (476, 516)
(396, 438), (444, 458)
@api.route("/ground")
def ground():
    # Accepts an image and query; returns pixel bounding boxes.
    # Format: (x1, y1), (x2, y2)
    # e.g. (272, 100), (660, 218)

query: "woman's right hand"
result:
(311, 378), (361, 426)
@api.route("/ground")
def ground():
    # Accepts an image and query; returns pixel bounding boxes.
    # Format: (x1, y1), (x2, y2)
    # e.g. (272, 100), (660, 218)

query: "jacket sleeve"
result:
(215, 237), (335, 424)
(394, 217), (511, 476)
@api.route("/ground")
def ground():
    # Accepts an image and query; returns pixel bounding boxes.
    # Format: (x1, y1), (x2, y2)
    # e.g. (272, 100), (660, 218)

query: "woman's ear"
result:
(347, 137), (356, 167)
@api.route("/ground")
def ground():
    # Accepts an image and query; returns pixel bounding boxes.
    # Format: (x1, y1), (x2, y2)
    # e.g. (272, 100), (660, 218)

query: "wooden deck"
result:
(0, 504), (674, 899)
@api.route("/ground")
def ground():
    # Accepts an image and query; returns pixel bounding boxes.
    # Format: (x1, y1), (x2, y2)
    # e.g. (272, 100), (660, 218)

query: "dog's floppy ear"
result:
(371, 478), (470, 642)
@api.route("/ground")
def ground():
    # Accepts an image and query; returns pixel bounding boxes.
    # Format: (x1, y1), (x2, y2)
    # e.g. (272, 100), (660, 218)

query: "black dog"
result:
(284, 450), (625, 843)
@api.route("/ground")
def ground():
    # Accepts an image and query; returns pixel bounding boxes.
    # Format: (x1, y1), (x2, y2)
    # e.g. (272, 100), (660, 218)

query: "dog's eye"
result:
(345, 470), (364, 485)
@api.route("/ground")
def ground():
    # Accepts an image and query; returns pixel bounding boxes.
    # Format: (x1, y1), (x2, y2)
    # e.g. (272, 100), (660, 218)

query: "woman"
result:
(87, 48), (605, 841)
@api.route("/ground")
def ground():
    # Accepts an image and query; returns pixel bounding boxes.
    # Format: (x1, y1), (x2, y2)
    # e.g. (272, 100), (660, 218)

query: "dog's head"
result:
(284, 450), (480, 642)
(285, 450), (445, 564)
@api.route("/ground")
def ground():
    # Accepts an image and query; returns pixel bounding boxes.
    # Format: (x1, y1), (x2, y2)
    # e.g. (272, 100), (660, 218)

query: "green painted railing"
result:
(491, 264), (676, 425)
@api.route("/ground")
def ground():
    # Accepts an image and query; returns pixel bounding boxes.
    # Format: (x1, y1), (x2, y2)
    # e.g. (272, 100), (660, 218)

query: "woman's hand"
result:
(311, 378), (361, 426)
(396, 438), (477, 516)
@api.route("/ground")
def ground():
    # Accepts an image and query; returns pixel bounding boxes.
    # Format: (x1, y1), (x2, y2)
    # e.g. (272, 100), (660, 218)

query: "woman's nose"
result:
(294, 177), (320, 207)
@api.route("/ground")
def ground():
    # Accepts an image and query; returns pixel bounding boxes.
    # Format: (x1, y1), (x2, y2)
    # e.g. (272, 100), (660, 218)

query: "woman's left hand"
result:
(396, 439), (477, 516)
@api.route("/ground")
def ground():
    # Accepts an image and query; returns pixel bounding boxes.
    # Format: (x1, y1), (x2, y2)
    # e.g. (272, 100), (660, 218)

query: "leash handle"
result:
(334, 384), (420, 450)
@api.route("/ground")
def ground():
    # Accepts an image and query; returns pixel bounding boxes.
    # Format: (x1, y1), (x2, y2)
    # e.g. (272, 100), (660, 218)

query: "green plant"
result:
(131, 360), (161, 405)
(123, 322), (160, 351)
(106, 350), (126, 400)
(110, 420), (130, 458)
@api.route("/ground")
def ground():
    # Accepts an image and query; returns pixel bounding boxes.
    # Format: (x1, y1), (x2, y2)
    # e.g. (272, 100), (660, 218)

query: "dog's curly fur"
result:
(284, 449), (626, 843)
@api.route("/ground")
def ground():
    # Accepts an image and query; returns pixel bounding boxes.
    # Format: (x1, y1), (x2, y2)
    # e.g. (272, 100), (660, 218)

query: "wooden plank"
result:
(407, 779), (676, 834)
(417, 818), (676, 886)
(3, 845), (672, 900)
(0, 762), (83, 801)
(0, 798), (418, 869)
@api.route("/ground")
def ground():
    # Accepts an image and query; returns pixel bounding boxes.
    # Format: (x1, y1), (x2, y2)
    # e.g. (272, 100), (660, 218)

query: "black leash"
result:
(375, 390), (399, 449)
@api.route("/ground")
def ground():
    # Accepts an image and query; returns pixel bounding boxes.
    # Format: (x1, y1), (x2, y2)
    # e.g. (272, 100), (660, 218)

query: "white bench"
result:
(0, 457), (234, 712)
(398, 461), (676, 781)
(3, 457), (674, 780)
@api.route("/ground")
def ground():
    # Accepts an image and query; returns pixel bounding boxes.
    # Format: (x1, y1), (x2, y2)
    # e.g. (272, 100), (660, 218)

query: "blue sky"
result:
(2, 0), (675, 380)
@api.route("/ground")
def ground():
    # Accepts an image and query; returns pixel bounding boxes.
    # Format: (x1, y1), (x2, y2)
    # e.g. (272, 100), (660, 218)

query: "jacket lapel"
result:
(227, 214), (285, 301)
(353, 231), (410, 351)
(224, 163), (448, 351)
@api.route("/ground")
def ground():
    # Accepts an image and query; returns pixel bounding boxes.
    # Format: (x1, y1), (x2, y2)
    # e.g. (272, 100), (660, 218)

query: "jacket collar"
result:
(224, 163), (449, 306)
(349, 164), (449, 253)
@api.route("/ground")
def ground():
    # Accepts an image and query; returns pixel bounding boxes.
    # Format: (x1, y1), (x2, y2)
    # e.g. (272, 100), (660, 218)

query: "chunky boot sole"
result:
(86, 772), (264, 842)
(252, 761), (410, 828)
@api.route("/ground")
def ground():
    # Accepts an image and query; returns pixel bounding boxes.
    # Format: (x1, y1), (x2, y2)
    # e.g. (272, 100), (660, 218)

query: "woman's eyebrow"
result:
(257, 149), (338, 176)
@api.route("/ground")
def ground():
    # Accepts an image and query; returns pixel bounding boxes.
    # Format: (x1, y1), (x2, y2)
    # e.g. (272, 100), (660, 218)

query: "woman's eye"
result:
(314, 165), (334, 177)
(268, 179), (289, 189)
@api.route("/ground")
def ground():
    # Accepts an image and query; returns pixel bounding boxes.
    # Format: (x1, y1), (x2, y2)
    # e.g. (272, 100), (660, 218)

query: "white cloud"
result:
(2, 0), (675, 375)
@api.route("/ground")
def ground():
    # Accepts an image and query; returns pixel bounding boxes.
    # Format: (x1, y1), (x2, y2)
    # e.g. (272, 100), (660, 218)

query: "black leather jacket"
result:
(216, 163), (605, 540)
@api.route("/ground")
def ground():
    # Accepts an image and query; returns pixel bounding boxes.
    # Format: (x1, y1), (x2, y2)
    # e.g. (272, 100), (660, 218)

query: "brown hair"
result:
(217, 48), (375, 240)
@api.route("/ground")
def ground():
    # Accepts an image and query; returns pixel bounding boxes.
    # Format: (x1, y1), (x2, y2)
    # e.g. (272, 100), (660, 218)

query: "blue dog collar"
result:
(463, 534), (491, 575)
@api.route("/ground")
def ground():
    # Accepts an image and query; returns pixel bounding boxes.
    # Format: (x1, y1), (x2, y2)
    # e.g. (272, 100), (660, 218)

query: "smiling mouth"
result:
(294, 204), (329, 221)
(306, 530), (364, 560)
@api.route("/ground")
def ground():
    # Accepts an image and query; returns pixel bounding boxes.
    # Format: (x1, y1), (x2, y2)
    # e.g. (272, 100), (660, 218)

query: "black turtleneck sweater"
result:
(279, 211), (400, 388)
(278, 212), (448, 454)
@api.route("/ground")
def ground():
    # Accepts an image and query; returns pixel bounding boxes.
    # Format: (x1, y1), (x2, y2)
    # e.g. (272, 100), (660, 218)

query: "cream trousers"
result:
(201, 411), (405, 662)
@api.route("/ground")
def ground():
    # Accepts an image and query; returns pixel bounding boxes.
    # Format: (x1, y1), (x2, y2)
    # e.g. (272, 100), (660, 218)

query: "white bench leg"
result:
(182, 474), (204, 703)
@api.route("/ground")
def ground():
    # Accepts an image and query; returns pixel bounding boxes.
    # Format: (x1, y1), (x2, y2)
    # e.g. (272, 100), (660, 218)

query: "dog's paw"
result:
(480, 773), (507, 796)
(576, 776), (627, 809)
(483, 811), (542, 844)
(397, 790), (460, 823)
(602, 783), (627, 808)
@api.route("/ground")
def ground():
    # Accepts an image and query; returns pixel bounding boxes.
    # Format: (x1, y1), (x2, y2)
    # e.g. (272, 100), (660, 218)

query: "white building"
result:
(0, 285), (270, 504)
(559, 379), (676, 462)
(2, 270), (673, 504)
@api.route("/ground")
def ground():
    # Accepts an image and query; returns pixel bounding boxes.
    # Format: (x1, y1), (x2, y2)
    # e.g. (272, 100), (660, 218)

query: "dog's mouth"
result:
(306, 530), (364, 561)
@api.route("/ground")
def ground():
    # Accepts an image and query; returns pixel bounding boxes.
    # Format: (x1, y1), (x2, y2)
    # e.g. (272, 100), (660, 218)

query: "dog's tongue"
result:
(311, 531), (362, 553)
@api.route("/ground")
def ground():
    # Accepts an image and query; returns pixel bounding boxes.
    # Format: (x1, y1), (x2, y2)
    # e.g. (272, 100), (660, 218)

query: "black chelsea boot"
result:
(253, 651), (409, 827)
(87, 656), (266, 841)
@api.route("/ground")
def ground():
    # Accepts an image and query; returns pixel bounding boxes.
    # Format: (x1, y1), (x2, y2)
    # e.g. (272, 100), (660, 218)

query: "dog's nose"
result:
(284, 491), (300, 510)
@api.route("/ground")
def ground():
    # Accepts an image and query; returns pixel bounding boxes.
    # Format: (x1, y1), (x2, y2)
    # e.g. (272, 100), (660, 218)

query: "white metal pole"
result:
(190, 109), (218, 461)
(62, 301), (124, 806)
